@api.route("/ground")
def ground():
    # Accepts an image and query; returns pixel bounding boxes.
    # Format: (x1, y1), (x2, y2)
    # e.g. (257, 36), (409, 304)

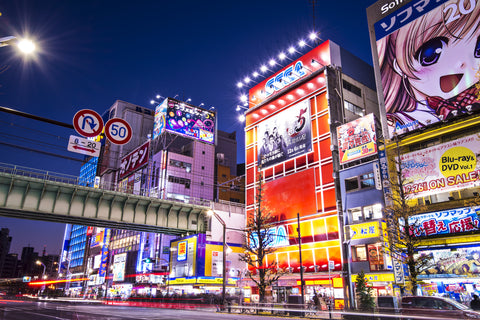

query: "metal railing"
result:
(0, 162), (244, 209)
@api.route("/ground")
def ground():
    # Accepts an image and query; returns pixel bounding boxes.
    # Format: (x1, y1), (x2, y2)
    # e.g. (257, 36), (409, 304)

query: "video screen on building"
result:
(401, 133), (480, 198)
(153, 98), (215, 144)
(337, 113), (377, 164)
(368, 0), (480, 137)
(257, 99), (312, 168)
(263, 168), (317, 222)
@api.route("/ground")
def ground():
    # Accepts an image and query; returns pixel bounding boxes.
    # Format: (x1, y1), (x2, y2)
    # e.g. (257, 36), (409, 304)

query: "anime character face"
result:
(408, 28), (480, 100)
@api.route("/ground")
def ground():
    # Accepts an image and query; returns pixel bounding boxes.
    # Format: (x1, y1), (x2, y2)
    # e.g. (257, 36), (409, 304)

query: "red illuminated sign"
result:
(119, 141), (150, 180)
(248, 41), (331, 108)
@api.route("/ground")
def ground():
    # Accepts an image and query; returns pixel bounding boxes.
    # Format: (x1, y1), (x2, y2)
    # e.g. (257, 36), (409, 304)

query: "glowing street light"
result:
(0, 36), (36, 54)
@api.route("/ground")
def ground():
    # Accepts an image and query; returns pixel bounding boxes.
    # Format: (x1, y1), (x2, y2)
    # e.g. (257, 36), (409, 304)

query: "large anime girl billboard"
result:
(371, 0), (480, 136)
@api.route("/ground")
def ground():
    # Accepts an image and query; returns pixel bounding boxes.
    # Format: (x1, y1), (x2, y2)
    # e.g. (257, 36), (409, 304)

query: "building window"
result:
(352, 245), (367, 262)
(169, 159), (192, 172)
(168, 175), (191, 188)
(202, 151), (205, 155)
(202, 166), (205, 170)
(344, 100), (364, 116)
(343, 80), (362, 97)
(349, 204), (383, 222)
(345, 172), (375, 192)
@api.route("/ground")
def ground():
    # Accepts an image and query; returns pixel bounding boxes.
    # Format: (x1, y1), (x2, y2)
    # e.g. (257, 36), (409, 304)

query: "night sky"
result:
(0, 0), (377, 256)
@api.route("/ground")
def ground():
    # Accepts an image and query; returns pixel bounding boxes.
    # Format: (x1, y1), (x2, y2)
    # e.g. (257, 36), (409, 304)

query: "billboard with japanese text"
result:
(153, 98), (215, 144)
(257, 99), (312, 168)
(337, 113), (377, 164)
(409, 206), (480, 237)
(119, 140), (150, 180)
(401, 133), (480, 198)
(368, 0), (480, 137)
(417, 245), (480, 276)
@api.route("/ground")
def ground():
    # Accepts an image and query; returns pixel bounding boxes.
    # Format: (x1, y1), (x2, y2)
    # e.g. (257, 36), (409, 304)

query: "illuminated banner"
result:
(113, 253), (127, 282)
(337, 114), (377, 164)
(153, 98), (215, 144)
(409, 206), (480, 237)
(249, 225), (290, 249)
(257, 100), (312, 168)
(177, 240), (187, 261)
(249, 41), (331, 107)
(119, 141), (149, 180)
(401, 133), (480, 197)
(349, 221), (380, 240)
(98, 228), (111, 279)
(263, 168), (316, 222)
(153, 99), (168, 139)
(417, 245), (480, 276)
(368, 0), (480, 137)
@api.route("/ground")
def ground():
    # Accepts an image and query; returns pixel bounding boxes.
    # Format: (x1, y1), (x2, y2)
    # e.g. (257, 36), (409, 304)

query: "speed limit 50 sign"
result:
(104, 118), (132, 145)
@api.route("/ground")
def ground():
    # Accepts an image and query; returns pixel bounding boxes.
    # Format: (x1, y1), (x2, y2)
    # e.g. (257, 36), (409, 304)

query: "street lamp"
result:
(0, 36), (36, 54)
(36, 260), (46, 295)
(207, 209), (227, 307)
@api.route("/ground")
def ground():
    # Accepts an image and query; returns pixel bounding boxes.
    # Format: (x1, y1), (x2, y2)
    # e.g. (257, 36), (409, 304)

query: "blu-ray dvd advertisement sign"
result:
(368, 0), (480, 137)
(257, 99), (312, 168)
(153, 98), (215, 144)
(337, 113), (377, 164)
(401, 133), (480, 198)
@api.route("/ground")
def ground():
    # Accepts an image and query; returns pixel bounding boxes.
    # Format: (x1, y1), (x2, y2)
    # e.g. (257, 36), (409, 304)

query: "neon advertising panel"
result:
(153, 99), (168, 139)
(262, 168), (316, 222)
(248, 41), (332, 108)
(337, 113), (377, 164)
(257, 100), (312, 169)
(401, 133), (480, 198)
(409, 206), (480, 237)
(118, 141), (150, 180)
(153, 98), (215, 144)
(369, 0), (480, 137)
(417, 245), (480, 276)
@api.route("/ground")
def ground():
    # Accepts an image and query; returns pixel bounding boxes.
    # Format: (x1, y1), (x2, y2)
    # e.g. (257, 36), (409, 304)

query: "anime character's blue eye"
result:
(475, 36), (480, 58)
(415, 37), (448, 67)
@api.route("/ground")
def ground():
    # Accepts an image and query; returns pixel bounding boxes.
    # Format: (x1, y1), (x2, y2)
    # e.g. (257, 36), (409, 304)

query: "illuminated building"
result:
(243, 40), (379, 307)
(367, 0), (480, 301)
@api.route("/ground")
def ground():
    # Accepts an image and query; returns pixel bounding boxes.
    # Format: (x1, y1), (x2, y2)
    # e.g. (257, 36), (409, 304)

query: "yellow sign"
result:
(439, 146), (476, 177)
(169, 277), (196, 285)
(351, 273), (394, 282)
(349, 221), (380, 240)
(297, 277), (343, 288)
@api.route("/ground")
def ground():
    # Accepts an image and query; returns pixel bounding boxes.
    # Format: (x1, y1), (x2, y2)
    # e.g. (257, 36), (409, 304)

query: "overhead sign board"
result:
(118, 140), (149, 180)
(154, 98), (216, 144)
(367, 0), (480, 137)
(73, 109), (104, 138)
(248, 41), (332, 108)
(257, 99), (312, 169)
(67, 135), (101, 157)
(337, 114), (377, 164)
(401, 133), (480, 198)
(104, 118), (132, 145)
(409, 206), (480, 238)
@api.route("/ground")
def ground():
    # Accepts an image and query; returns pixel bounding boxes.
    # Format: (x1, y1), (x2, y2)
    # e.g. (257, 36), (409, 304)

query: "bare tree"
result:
(240, 170), (284, 303)
(383, 138), (433, 295)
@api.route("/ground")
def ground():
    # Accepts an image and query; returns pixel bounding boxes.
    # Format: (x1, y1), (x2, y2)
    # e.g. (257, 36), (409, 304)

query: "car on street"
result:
(401, 296), (480, 319)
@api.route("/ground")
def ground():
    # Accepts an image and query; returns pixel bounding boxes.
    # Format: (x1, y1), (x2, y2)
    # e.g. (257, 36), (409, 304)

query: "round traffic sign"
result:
(73, 109), (104, 138)
(104, 118), (132, 145)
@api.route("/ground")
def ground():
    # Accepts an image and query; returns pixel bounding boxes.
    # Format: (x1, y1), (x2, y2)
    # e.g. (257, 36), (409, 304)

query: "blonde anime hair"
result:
(378, 0), (480, 124)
